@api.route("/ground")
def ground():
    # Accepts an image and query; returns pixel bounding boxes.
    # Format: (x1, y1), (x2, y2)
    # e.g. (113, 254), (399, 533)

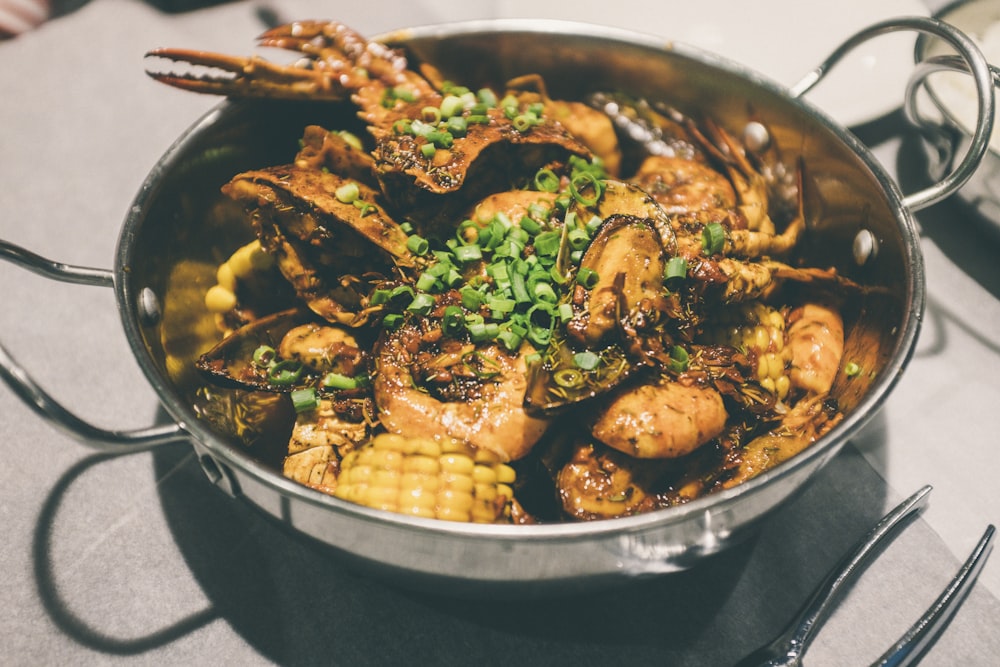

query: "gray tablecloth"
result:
(2, 0), (998, 664)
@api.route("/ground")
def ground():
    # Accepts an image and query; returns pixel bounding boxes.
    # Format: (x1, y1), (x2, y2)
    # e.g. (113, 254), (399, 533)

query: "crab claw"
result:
(143, 47), (350, 101)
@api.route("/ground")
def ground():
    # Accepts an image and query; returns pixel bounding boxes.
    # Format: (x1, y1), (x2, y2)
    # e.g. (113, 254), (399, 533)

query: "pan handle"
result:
(789, 16), (995, 213)
(0, 239), (192, 453)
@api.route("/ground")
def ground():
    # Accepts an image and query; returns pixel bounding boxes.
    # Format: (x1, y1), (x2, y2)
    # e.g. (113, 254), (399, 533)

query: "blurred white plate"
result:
(495, 0), (929, 127)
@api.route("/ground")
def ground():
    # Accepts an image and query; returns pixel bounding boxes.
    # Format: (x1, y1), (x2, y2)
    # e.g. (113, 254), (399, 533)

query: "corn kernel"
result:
(754, 325), (769, 351)
(495, 464), (516, 485)
(401, 473), (440, 495)
(374, 433), (408, 452)
(228, 243), (256, 278)
(437, 507), (471, 522)
(204, 285), (237, 313)
(756, 356), (769, 382)
(216, 262), (237, 292)
(438, 489), (474, 512)
(761, 377), (776, 394)
(475, 484), (497, 503)
(367, 486), (399, 509)
(440, 473), (475, 494)
(440, 454), (475, 475)
(775, 375), (791, 400)
(472, 466), (497, 485)
(403, 455), (439, 476)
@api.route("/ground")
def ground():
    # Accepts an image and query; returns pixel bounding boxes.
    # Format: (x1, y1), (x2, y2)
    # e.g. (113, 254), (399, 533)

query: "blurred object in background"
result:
(143, 0), (235, 13)
(1, 0), (235, 39)
(0, 0), (49, 38)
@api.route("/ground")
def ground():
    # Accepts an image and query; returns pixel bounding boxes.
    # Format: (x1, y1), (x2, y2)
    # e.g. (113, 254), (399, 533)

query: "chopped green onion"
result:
(569, 171), (603, 206)
(553, 368), (584, 388)
(442, 305), (465, 337)
(532, 281), (557, 304)
(290, 387), (319, 413)
(407, 292), (435, 315)
(477, 88), (498, 107)
(452, 243), (482, 263)
(456, 219), (480, 245)
(513, 113), (537, 132)
(567, 227), (590, 251)
(252, 345), (275, 368)
(557, 303), (574, 322)
(519, 216), (543, 236)
(533, 230), (561, 257)
(844, 361), (861, 377)
(406, 234), (430, 255)
(421, 106), (442, 124)
(573, 351), (601, 371)
(388, 285), (415, 310)
(268, 360), (303, 386)
(322, 373), (358, 390)
(382, 313), (403, 329)
(576, 267), (599, 289)
(664, 256), (688, 282)
(468, 321), (500, 342)
(497, 329), (523, 352)
(353, 200), (375, 217)
(391, 85), (417, 102)
(440, 94), (464, 118)
(460, 285), (484, 310)
(668, 345), (690, 373)
(369, 288), (391, 306)
(446, 115), (467, 137)
(420, 143), (437, 159)
(337, 130), (362, 150)
(549, 264), (569, 285)
(335, 182), (360, 204)
(702, 222), (726, 256)
(415, 272), (439, 292)
(534, 168), (560, 192)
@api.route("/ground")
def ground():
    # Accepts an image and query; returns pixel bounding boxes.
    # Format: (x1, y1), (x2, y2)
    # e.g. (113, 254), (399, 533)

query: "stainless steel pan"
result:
(0, 17), (993, 594)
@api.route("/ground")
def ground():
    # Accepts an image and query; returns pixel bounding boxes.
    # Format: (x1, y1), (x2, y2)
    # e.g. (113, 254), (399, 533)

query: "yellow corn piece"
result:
(333, 433), (517, 523)
(204, 240), (275, 317)
(704, 301), (791, 400)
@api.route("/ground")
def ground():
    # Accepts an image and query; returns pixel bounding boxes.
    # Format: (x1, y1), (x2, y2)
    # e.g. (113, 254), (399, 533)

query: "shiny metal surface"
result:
(2, 19), (986, 592)
(915, 0), (1000, 235)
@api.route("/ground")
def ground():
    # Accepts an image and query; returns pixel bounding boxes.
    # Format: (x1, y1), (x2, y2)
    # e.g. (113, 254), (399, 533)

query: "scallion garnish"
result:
(290, 387), (318, 413)
(702, 222), (726, 256)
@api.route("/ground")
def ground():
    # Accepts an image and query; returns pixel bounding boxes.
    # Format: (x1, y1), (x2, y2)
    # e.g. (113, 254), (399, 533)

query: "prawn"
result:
(372, 321), (551, 461)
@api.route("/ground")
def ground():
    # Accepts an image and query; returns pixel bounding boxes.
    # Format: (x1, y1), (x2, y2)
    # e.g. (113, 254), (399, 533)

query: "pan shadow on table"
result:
(31, 409), (893, 667)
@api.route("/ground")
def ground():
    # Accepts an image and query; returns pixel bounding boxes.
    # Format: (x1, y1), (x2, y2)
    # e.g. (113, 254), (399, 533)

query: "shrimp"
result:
(786, 302), (845, 395)
(722, 393), (843, 488)
(631, 154), (736, 214)
(372, 321), (551, 461)
(590, 380), (728, 459)
(556, 440), (671, 520)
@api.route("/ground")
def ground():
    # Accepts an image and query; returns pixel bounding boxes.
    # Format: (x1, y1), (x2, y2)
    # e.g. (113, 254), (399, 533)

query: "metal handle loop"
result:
(790, 16), (995, 212)
(0, 239), (190, 453)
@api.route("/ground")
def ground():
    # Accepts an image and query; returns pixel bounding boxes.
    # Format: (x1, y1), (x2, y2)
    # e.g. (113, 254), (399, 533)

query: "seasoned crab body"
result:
(146, 20), (593, 227)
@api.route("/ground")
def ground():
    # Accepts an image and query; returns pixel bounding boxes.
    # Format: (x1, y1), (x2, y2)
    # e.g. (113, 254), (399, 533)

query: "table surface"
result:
(2, 1), (999, 665)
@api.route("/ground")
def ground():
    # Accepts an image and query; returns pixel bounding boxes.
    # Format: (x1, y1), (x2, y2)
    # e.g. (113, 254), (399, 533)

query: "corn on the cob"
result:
(334, 433), (517, 523)
(204, 239), (274, 313)
(703, 301), (791, 400)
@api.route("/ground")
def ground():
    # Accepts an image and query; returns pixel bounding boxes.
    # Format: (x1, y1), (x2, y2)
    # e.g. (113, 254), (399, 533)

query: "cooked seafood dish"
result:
(146, 21), (863, 525)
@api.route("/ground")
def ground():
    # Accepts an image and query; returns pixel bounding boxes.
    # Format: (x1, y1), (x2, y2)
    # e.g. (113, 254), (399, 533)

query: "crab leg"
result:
(144, 48), (351, 101)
